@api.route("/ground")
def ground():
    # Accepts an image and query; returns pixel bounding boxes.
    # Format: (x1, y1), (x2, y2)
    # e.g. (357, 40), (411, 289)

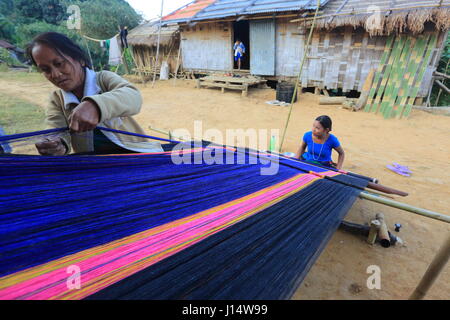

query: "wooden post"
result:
(410, 234), (450, 300)
(242, 84), (249, 97)
(367, 219), (381, 245)
(152, 0), (164, 88)
(376, 213), (391, 248)
(355, 68), (375, 110)
(173, 44), (182, 85)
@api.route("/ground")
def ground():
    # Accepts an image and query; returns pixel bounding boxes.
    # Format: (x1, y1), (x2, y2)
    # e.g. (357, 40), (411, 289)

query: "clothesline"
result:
(81, 33), (119, 43)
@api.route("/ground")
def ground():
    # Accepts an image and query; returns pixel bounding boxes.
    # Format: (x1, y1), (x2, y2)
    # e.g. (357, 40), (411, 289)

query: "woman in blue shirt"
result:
(295, 115), (345, 170)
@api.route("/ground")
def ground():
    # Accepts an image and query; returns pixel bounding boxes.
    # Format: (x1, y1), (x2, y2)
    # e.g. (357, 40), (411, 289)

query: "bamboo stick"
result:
(367, 219), (381, 245)
(279, 0), (321, 152)
(173, 44), (182, 85)
(409, 234), (450, 299)
(434, 79), (450, 94)
(152, 0), (164, 88)
(359, 192), (450, 224)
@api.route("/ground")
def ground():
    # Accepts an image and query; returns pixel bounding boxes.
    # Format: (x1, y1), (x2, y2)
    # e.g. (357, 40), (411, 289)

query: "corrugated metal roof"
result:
(162, 0), (216, 22)
(163, 0), (329, 23)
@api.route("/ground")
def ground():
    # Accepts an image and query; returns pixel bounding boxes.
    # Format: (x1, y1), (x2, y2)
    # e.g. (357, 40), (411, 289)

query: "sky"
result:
(126, 0), (194, 21)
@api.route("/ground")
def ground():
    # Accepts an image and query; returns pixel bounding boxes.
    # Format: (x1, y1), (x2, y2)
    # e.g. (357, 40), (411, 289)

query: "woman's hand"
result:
(35, 138), (67, 156)
(69, 100), (101, 133)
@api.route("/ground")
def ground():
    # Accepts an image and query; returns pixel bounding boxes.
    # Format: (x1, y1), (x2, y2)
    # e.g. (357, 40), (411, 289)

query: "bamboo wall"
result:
(131, 37), (180, 75)
(300, 25), (388, 92)
(180, 22), (233, 71)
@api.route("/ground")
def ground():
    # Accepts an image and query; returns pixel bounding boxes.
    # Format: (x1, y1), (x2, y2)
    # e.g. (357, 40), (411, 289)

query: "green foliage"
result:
(0, 14), (16, 42)
(0, 0), (142, 70)
(430, 34), (450, 107)
(65, 0), (141, 39)
(0, 47), (22, 66)
(15, 21), (80, 48)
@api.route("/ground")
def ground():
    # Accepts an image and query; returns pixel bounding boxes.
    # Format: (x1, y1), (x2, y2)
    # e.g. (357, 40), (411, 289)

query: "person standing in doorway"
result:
(233, 39), (245, 70)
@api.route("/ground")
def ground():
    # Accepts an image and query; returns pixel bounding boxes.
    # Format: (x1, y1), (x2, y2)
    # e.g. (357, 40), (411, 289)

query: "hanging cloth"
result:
(108, 36), (121, 66)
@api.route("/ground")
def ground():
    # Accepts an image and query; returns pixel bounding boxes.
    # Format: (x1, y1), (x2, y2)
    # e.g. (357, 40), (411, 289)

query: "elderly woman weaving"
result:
(27, 32), (162, 155)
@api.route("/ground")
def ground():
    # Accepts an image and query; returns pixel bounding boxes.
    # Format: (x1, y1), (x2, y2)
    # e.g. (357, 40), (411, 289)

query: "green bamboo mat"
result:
(364, 33), (437, 119)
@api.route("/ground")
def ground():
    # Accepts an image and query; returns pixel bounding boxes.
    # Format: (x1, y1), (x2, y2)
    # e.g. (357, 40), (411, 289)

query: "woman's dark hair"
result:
(315, 115), (332, 131)
(26, 32), (92, 69)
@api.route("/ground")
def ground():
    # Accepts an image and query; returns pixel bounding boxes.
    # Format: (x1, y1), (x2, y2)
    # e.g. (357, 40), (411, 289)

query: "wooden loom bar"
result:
(366, 182), (408, 196)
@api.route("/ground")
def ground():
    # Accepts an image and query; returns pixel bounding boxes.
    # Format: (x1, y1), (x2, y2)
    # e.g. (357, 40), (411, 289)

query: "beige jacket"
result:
(46, 69), (163, 154)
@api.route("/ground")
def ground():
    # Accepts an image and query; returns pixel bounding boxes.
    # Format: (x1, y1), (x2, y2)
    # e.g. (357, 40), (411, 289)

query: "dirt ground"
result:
(0, 72), (449, 300)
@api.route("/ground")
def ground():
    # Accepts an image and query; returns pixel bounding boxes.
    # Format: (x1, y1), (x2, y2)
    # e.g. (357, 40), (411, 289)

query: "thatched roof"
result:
(310, 0), (450, 35)
(127, 22), (179, 46)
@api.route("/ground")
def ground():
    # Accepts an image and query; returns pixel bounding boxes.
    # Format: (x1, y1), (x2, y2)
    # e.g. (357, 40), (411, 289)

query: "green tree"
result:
(41, 0), (66, 25)
(0, 14), (16, 42)
(430, 34), (450, 107)
(67, 0), (142, 39)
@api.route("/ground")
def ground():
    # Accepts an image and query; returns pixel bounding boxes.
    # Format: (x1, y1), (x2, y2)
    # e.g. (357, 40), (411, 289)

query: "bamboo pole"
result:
(409, 234), (450, 299)
(375, 213), (391, 248)
(279, 0), (321, 152)
(173, 44), (182, 85)
(359, 191), (450, 224)
(434, 79), (450, 94)
(152, 0), (164, 88)
(367, 219), (381, 245)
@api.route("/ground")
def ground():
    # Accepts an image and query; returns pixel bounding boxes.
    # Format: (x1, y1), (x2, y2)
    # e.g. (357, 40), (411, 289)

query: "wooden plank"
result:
(382, 37), (415, 119)
(355, 68), (375, 110)
(365, 35), (394, 112)
(393, 35), (428, 119)
(402, 34), (438, 118)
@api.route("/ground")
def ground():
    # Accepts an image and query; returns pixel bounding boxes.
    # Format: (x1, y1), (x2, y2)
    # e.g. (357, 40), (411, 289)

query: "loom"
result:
(0, 127), (441, 300)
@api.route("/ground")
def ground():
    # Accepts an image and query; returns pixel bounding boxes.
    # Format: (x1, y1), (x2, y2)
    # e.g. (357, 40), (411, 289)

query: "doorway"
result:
(233, 20), (250, 70)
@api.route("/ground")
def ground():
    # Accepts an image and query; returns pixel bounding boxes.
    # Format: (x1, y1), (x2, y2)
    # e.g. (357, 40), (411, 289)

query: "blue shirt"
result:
(233, 42), (246, 55)
(302, 131), (340, 162)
